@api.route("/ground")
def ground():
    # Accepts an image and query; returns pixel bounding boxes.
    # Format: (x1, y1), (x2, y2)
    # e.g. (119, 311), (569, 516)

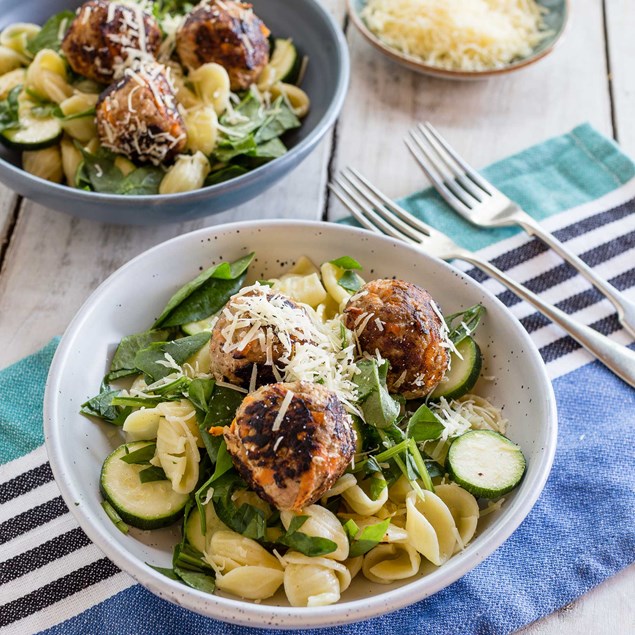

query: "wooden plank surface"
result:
(0, 0), (633, 631)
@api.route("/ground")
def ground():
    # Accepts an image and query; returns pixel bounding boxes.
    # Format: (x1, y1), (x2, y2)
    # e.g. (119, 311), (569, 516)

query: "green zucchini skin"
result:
(1, 117), (62, 151)
(100, 441), (189, 530)
(447, 430), (526, 499)
(269, 38), (301, 84)
(430, 337), (482, 400)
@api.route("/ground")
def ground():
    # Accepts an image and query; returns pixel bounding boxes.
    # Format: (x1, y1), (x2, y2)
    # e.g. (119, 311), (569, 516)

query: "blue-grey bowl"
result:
(0, 0), (349, 225)
(347, 0), (568, 80)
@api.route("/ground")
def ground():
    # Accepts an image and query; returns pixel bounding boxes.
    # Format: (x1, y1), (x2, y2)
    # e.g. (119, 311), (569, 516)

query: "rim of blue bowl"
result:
(347, 0), (570, 80)
(0, 0), (350, 201)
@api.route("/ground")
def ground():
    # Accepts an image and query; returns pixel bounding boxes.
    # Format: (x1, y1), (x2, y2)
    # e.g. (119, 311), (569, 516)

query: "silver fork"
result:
(329, 168), (635, 388)
(406, 122), (635, 339)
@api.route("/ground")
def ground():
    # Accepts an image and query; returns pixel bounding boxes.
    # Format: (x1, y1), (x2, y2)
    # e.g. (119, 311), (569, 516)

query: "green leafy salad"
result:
(0, 0), (309, 195)
(82, 252), (527, 607)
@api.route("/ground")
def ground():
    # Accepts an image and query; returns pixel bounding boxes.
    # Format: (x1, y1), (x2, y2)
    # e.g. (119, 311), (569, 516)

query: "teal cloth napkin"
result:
(1, 124), (634, 635)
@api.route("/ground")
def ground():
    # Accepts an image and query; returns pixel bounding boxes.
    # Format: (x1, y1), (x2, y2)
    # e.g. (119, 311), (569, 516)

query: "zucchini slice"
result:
(100, 441), (188, 530)
(447, 430), (526, 499)
(1, 114), (62, 151)
(350, 415), (365, 456)
(430, 337), (482, 400)
(269, 38), (301, 84)
(182, 314), (217, 335)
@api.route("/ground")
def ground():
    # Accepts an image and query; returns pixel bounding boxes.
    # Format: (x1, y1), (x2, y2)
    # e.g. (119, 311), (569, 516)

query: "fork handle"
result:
(515, 212), (635, 339)
(457, 250), (635, 388)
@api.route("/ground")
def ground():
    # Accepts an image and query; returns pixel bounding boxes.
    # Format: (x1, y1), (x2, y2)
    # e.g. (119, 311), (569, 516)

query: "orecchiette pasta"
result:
(0, 47), (26, 76)
(344, 555), (364, 580)
(270, 82), (310, 118)
(0, 68), (25, 99)
(122, 407), (162, 442)
(184, 341), (212, 377)
(405, 490), (457, 566)
(281, 505), (349, 561)
(341, 473), (389, 516)
(282, 552), (351, 607)
(362, 543), (421, 584)
(151, 403), (201, 494)
(289, 256), (320, 276)
(188, 63), (230, 115)
(322, 473), (357, 501)
(159, 151), (211, 195)
(435, 483), (480, 550)
(60, 136), (83, 188)
(185, 503), (229, 554)
(156, 400), (203, 447)
(114, 156), (136, 177)
(22, 146), (63, 183)
(0, 23), (40, 59)
(206, 530), (284, 600)
(59, 92), (99, 143)
(271, 272), (328, 309)
(183, 104), (218, 156)
(25, 49), (73, 103)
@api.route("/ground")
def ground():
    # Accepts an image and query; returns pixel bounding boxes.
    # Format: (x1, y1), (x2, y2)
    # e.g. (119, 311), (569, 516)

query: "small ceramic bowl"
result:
(347, 0), (569, 80)
(0, 0), (349, 224)
(44, 220), (557, 629)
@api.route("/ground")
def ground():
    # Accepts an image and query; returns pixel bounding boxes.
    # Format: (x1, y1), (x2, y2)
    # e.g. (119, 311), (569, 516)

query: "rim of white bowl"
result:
(44, 219), (558, 629)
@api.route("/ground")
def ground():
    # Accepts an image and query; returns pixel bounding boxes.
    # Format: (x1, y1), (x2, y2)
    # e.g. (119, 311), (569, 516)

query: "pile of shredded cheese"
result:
(361, 0), (549, 71)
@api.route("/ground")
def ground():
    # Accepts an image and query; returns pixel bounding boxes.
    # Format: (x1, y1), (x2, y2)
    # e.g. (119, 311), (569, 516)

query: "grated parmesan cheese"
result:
(272, 389), (294, 431)
(361, 0), (549, 72)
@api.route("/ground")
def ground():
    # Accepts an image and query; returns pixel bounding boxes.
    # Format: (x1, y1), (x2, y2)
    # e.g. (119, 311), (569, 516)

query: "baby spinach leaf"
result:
(204, 165), (248, 187)
(344, 518), (390, 558)
(109, 329), (172, 381)
(27, 10), (75, 55)
(147, 564), (181, 581)
(173, 567), (216, 593)
(120, 443), (156, 464)
(338, 270), (364, 293)
(134, 332), (211, 382)
(139, 465), (168, 483)
(406, 403), (444, 441)
(153, 253), (254, 328)
(253, 97), (300, 144)
(212, 471), (266, 540)
(247, 137), (286, 160)
(0, 86), (22, 133)
(210, 439), (233, 484)
(330, 256), (362, 270)
(369, 473), (388, 501)
(188, 377), (216, 413)
(78, 146), (164, 195)
(354, 359), (400, 429)
(204, 385), (245, 428)
(277, 515), (337, 557)
(110, 395), (164, 408)
(80, 387), (122, 423)
(444, 303), (486, 345)
(424, 459), (444, 479)
(214, 136), (258, 162)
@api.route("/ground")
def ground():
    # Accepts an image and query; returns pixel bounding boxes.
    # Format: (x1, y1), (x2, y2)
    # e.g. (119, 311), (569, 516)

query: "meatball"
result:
(343, 279), (449, 398)
(96, 63), (187, 165)
(61, 0), (162, 84)
(210, 285), (316, 387)
(224, 381), (355, 511)
(176, 0), (270, 90)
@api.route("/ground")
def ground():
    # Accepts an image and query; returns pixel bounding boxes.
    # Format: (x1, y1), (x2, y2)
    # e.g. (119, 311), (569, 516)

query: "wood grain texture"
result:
(606, 0), (635, 154)
(327, 0), (612, 220)
(0, 185), (19, 267)
(0, 0), (632, 631)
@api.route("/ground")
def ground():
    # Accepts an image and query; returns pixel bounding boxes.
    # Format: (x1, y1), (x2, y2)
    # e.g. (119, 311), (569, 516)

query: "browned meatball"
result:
(224, 381), (355, 511)
(61, 0), (162, 84)
(210, 286), (316, 387)
(96, 63), (187, 165)
(176, 0), (270, 90)
(344, 279), (450, 398)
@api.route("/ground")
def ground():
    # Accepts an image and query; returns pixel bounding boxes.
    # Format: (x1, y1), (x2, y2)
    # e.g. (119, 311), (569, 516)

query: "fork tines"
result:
(329, 168), (435, 245)
(405, 122), (493, 213)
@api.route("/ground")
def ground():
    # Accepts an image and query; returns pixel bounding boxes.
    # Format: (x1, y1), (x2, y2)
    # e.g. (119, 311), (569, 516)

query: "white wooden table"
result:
(0, 0), (632, 631)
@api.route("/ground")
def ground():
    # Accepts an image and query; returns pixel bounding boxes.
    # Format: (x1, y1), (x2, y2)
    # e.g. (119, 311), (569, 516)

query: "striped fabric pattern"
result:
(1, 126), (634, 634)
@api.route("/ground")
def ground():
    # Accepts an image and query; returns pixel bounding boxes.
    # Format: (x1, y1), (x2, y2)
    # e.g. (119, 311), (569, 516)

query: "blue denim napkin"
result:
(1, 124), (634, 635)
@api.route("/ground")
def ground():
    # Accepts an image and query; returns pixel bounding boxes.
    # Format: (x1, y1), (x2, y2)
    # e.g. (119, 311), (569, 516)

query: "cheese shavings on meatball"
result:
(210, 283), (359, 411)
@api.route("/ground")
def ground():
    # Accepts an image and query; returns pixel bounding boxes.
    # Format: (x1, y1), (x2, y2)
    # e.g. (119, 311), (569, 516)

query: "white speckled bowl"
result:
(44, 220), (557, 629)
